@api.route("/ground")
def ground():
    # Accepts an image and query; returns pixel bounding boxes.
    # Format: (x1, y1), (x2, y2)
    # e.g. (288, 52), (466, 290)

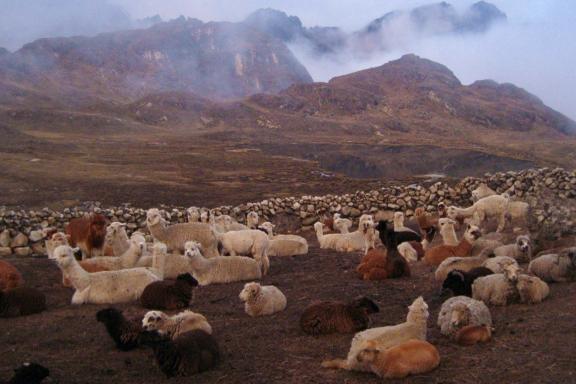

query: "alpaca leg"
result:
(71, 287), (91, 305)
(321, 359), (350, 370)
(496, 213), (507, 233)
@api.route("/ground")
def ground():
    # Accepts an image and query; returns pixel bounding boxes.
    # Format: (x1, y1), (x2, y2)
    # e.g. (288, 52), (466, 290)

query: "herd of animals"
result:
(1, 183), (575, 382)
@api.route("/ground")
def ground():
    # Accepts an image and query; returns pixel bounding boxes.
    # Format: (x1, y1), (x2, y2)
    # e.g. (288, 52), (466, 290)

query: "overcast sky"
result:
(1, 0), (575, 120)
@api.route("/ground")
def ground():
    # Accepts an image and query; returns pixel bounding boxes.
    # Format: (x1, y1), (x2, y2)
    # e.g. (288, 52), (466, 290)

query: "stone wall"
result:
(1, 167), (575, 257)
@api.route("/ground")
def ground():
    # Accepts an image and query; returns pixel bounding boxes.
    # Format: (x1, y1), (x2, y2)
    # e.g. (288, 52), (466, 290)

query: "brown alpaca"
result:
(455, 324), (492, 345)
(357, 247), (410, 280)
(414, 207), (439, 231)
(322, 217), (335, 232)
(65, 213), (107, 258)
(0, 260), (24, 291)
(424, 225), (481, 266)
(357, 339), (440, 379)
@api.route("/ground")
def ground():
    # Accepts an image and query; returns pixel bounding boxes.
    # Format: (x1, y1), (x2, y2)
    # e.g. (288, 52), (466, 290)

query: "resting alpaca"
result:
(104, 222), (130, 256)
(239, 282), (287, 317)
(375, 220), (421, 247)
(356, 339), (440, 379)
(356, 243), (410, 281)
(322, 296), (429, 372)
(65, 213), (107, 259)
(437, 296), (492, 336)
(96, 307), (143, 351)
(300, 297), (379, 335)
(139, 330), (219, 378)
(246, 211), (259, 229)
(79, 238), (144, 271)
(393, 212), (419, 235)
(333, 213), (353, 233)
(142, 309), (212, 338)
(0, 260), (24, 291)
(146, 208), (219, 257)
(438, 218), (458, 246)
(447, 194), (510, 232)
(424, 224), (481, 266)
(472, 264), (520, 306)
(314, 221), (376, 254)
(141, 273), (198, 310)
(53, 245), (164, 305)
(434, 248), (495, 282)
(212, 228), (270, 275)
(184, 241), (262, 285)
(528, 248), (576, 283)
(0, 287), (46, 318)
(258, 222), (308, 257)
(494, 235), (533, 263)
(137, 242), (206, 279)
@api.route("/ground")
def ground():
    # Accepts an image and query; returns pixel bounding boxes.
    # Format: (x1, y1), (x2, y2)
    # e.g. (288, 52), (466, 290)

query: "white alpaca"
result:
(447, 194), (510, 232)
(438, 218), (458, 246)
(333, 213), (353, 234)
(146, 208), (219, 257)
(258, 222), (308, 257)
(239, 282), (287, 317)
(136, 242), (198, 279)
(80, 238), (144, 270)
(187, 207), (201, 222)
(46, 232), (69, 259)
(246, 211), (259, 229)
(212, 228), (270, 274)
(471, 183), (497, 202)
(494, 235), (532, 263)
(314, 221), (376, 254)
(142, 310), (212, 338)
(53, 245), (163, 305)
(104, 222), (130, 256)
(184, 241), (262, 285)
(393, 212), (418, 234)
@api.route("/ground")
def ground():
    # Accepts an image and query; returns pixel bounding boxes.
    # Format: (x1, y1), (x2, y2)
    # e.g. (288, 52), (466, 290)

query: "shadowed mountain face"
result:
(0, 17), (313, 105)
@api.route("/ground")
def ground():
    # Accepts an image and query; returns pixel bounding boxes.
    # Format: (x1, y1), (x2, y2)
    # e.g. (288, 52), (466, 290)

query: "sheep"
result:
(45, 231), (69, 259)
(333, 213), (353, 233)
(0, 260), (24, 291)
(455, 324), (493, 345)
(375, 220), (421, 248)
(472, 263), (520, 306)
(183, 241), (262, 285)
(434, 248), (495, 282)
(471, 183), (497, 202)
(146, 208), (219, 257)
(441, 268), (494, 297)
(142, 309), (212, 338)
(321, 296), (429, 372)
(5, 362), (50, 384)
(437, 296), (492, 336)
(187, 207), (201, 222)
(516, 274), (550, 304)
(393, 212), (419, 235)
(424, 224), (481, 266)
(528, 248), (576, 282)
(470, 236), (504, 256)
(494, 235), (533, 263)
(300, 297), (379, 335)
(96, 307), (143, 351)
(53, 245), (163, 305)
(104, 222), (130, 256)
(239, 282), (287, 317)
(438, 218), (458, 246)
(212, 228), (270, 274)
(447, 194), (510, 232)
(314, 220), (376, 254)
(257, 222), (308, 257)
(356, 339), (440, 379)
(246, 211), (259, 229)
(138, 330), (219, 378)
(141, 273), (198, 310)
(0, 287), (46, 318)
(65, 213), (107, 259)
(483, 256), (519, 274)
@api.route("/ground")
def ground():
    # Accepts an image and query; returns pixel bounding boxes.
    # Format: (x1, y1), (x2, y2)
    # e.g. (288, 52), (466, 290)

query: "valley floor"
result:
(1, 232), (575, 383)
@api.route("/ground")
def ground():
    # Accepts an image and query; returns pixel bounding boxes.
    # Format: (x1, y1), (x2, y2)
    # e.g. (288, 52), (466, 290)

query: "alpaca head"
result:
(450, 302), (471, 328)
(247, 211), (259, 228)
(11, 362), (49, 384)
(187, 206), (200, 222)
(176, 273), (198, 287)
(437, 202), (447, 217)
(105, 222), (127, 245)
(407, 296), (429, 323)
(464, 224), (482, 242)
(353, 297), (380, 315)
(239, 282), (261, 302)
(359, 214), (374, 226)
(258, 222), (275, 236)
(53, 245), (77, 269)
(184, 241), (203, 259)
(393, 211), (404, 222)
(356, 340), (379, 363)
(516, 235), (531, 253)
(503, 263), (520, 283)
(313, 222), (324, 234)
(438, 218), (456, 235)
(146, 209), (163, 226)
(142, 310), (168, 331)
(90, 213), (107, 238)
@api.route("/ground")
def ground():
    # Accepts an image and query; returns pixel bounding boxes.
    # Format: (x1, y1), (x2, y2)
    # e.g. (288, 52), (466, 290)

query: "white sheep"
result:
(447, 194), (510, 232)
(528, 249), (576, 283)
(142, 310), (212, 338)
(212, 228), (270, 274)
(187, 207), (201, 222)
(472, 264), (520, 306)
(493, 235), (532, 262)
(146, 208), (219, 257)
(321, 297), (429, 372)
(239, 282), (287, 317)
(482, 256), (519, 274)
(258, 222), (308, 257)
(516, 274), (550, 304)
(438, 218), (458, 246)
(246, 211), (259, 229)
(471, 183), (497, 202)
(183, 241), (262, 285)
(437, 296), (492, 336)
(53, 245), (163, 305)
(314, 221), (376, 254)
(333, 213), (352, 234)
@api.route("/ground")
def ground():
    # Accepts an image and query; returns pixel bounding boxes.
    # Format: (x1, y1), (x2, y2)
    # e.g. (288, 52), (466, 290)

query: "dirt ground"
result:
(1, 231), (576, 384)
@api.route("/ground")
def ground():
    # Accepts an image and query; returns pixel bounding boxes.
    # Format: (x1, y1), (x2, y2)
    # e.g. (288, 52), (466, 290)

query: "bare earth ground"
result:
(1, 229), (576, 384)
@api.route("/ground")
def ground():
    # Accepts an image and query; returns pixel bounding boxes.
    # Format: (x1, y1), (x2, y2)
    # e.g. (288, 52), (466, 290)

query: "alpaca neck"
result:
(314, 226), (324, 241)
(112, 232), (130, 255)
(65, 258), (90, 291)
(455, 238), (473, 256)
(152, 250), (166, 279)
(393, 217), (403, 231)
(458, 205), (476, 217)
(120, 242), (142, 268)
(148, 222), (167, 241)
(189, 253), (210, 273)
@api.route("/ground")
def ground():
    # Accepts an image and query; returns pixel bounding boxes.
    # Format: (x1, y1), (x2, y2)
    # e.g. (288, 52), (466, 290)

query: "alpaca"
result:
(104, 222), (130, 256)
(212, 228), (270, 274)
(314, 220), (376, 254)
(424, 224), (481, 266)
(472, 264), (520, 306)
(96, 307), (143, 351)
(438, 218), (458, 246)
(140, 273), (198, 310)
(393, 212), (419, 234)
(437, 296), (492, 336)
(455, 324), (493, 345)
(65, 213), (107, 259)
(447, 194), (510, 232)
(528, 248), (576, 283)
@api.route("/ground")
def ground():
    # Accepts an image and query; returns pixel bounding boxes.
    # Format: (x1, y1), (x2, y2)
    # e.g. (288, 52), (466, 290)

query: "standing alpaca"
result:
(65, 213), (107, 259)
(447, 194), (510, 232)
